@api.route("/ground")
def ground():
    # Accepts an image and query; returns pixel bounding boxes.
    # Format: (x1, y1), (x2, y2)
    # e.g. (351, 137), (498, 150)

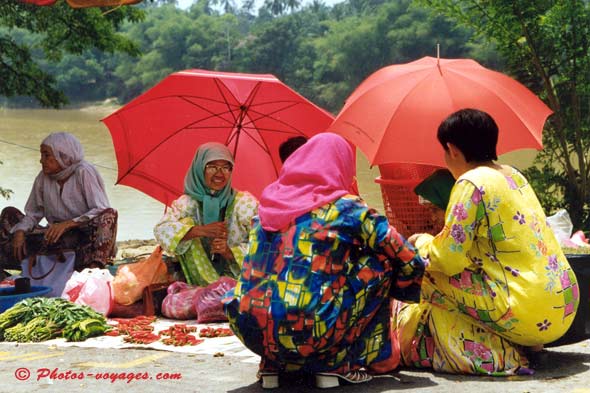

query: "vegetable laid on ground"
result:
(0, 297), (110, 343)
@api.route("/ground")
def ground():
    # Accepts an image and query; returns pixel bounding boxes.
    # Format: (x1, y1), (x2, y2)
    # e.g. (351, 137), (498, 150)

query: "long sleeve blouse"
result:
(11, 165), (110, 233)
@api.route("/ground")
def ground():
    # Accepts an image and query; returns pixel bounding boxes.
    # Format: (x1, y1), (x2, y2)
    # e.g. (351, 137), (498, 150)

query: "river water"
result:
(0, 107), (537, 240)
(0, 107), (387, 240)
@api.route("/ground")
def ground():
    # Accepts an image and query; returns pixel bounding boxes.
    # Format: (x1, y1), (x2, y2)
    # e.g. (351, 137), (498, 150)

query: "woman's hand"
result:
(12, 230), (26, 261)
(195, 222), (228, 238)
(45, 220), (78, 244)
(211, 237), (233, 260)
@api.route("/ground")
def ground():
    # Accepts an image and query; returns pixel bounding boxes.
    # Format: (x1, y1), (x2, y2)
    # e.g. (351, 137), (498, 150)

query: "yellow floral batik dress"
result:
(154, 191), (258, 286)
(393, 166), (579, 375)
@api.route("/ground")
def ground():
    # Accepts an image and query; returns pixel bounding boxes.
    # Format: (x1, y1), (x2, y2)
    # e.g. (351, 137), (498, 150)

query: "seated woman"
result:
(223, 133), (425, 389)
(393, 109), (579, 375)
(154, 142), (258, 286)
(0, 132), (117, 288)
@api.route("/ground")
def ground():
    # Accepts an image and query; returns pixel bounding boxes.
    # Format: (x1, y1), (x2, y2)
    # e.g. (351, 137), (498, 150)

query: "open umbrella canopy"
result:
(328, 56), (553, 167)
(102, 69), (334, 205)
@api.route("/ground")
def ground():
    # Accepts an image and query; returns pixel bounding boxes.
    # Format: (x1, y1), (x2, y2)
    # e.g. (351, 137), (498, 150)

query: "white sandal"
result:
(315, 370), (372, 388)
(257, 372), (279, 389)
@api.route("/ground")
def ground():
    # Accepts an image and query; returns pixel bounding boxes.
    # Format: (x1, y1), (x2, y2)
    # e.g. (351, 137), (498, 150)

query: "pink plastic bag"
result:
(62, 268), (114, 316)
(161, 281), (203, 320)
(195, 277), (236, 323)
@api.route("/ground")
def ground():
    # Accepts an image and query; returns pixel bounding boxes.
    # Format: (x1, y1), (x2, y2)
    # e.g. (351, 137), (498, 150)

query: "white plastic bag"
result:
(62, 268), (114, 315)
(546, 209), (573, 246)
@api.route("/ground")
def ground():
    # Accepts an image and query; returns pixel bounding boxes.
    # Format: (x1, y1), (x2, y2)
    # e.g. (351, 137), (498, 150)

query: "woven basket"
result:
(375, 163), (442, 239)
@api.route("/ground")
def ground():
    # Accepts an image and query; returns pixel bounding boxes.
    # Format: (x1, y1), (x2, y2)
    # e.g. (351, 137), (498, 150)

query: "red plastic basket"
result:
(375, 163), (442, 239)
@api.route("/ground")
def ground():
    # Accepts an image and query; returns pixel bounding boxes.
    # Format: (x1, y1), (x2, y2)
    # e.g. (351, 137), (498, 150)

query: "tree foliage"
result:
(0, 0), (144, 108)
(2, 0), (492, 112)
(420, 0), (590, 229)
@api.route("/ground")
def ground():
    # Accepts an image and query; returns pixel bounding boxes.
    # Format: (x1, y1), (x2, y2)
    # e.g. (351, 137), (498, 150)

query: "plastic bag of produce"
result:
(161, 282), (203, 320)
(195, 277), (236, 323)
(112, 246), (169, 306)
(62, 268), (114, 316)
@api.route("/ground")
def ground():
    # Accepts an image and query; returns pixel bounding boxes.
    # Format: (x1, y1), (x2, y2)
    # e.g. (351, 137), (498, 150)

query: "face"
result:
(40, 144), (62, 175)
(428, 205), (446, 232)
(204, 159), (232, 191)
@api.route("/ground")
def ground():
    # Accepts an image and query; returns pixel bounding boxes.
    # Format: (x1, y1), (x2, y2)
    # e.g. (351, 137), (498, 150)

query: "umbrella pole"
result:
(436, 43), (442, 75)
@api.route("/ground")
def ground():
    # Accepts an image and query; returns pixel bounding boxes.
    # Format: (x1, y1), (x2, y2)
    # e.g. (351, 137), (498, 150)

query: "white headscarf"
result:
(41, 132), (87, 181)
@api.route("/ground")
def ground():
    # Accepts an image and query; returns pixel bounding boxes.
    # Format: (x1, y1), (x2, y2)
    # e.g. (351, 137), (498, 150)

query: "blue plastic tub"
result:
(0, 286), (52, 313)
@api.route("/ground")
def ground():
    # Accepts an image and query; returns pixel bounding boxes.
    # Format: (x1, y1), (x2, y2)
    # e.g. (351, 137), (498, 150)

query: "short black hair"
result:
(437, 108), (498, 162)
(279, 136), (308, 163)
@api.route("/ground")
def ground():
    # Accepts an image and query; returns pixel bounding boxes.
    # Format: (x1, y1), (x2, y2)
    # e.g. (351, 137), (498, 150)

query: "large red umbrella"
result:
(102, 69), (334, 205)
(328, 56), (553, 167)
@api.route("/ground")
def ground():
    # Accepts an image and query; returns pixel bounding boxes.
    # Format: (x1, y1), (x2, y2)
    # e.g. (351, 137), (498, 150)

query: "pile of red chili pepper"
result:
(106, 316), (159, 344)
(107, 318), (208, 346)
(159, 324), (203, 346)
(199, 327), (233, 338)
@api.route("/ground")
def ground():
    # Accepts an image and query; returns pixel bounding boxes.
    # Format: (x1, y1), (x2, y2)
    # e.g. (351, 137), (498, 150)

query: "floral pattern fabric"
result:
(0, 207), (117, 274)
(224, 195), (425, 374)
(393, 166), (579, 375)
(154, 191), (258, 286)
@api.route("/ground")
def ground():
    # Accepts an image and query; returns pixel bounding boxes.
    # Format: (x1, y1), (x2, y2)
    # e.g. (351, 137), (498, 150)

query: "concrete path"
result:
(1, 338), (589, 393)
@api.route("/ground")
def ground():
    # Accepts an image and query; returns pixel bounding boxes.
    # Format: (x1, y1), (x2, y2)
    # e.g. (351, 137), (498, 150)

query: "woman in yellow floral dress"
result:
(393, 109), (579, 375)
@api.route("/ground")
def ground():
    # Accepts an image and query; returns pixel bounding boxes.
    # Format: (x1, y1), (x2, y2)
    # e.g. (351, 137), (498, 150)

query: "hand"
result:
(211, 238), (232, 259)
(45, 221), (76, 244)
(12, 230), (26, 261)
(195, 222), (228, 239)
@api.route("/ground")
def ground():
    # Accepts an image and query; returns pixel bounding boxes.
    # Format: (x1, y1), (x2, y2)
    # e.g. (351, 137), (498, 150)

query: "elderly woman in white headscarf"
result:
(154, 142), (258, 286)
(0, 132), (117, 280)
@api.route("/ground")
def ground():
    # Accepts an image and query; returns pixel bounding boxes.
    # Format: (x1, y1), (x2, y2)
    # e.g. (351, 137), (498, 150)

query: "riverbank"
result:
(115, 239), (158, 260)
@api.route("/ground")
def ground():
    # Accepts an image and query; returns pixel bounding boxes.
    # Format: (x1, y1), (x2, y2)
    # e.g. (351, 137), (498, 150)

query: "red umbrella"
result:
(19, 0), (56, 5)
(102, 69), (334, 205)
(328, 56), (553, 167)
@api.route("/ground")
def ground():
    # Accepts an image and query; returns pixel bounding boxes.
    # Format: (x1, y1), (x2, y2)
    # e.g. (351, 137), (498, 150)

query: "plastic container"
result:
(0, 285), (52, 313)
(546, 254), (590, 347)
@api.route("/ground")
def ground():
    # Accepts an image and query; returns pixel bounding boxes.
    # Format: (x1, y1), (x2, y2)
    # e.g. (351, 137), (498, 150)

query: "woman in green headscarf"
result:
(154, 143), (259, 286)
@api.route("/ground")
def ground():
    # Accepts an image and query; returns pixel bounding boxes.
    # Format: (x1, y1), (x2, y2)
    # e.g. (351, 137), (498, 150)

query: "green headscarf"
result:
(414, 168), (456, 210)
(184, 142), (236, 224)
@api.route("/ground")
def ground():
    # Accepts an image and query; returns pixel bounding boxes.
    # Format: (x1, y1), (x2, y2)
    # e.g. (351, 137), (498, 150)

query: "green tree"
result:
(112, 4), (239, 101)
(312, 0), (475, 112)
(0, 0), (144, 108)
(421, 0), (590, 229)
(260, 0), (301, 16)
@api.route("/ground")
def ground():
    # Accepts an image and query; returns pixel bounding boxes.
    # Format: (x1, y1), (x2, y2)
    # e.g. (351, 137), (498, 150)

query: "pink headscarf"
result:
(258, 133), (356, 231)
